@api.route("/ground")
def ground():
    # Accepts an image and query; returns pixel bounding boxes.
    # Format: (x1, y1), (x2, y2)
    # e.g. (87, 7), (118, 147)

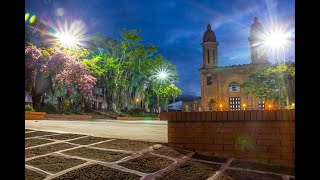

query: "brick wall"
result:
(44, 114), (92, 120)
(160, 110), (295, 167)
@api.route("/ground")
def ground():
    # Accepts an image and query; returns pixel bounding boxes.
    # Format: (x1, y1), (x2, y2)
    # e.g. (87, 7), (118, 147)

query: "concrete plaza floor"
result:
(25, 119), (168, 143)
(25, 128), (295, 180)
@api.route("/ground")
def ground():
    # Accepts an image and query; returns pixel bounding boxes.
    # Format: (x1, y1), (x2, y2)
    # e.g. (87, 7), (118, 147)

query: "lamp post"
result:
(219, 104), (223, 111)
(243, 103), (246, 111)
(153, 67), (171, 113)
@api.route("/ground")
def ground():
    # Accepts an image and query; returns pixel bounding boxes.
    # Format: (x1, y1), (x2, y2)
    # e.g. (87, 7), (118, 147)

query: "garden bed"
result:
(217, 169), (283, 180)
(156, 160), (221, 180)
(25, 138), (54, 148)
(25, 143), (76, 158)
(51, 164), (141, 180)
(229, 159), (295, 176)
(191, 152), (228, 163)
(67, 136), (110, 145)
(44, 114), (92, 120)
(44, 133), (86, 140)
(118, 153), (174, 173)
(25, 111), (46, 120)
(26, 155), (86, 173)
(117, 117), (160, 120)
(25, 168), (47, 180)
(62, 147), (130, 162)
(92, 139), (155, 152)
(25, 131), (58, 138)
(153, 146), (191, 158)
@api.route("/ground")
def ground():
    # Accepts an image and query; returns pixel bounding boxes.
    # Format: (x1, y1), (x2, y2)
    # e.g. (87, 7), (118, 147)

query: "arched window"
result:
(229, 82), (240, 92)
(207, 49), (210, 64)
(207, 75), (212, 85)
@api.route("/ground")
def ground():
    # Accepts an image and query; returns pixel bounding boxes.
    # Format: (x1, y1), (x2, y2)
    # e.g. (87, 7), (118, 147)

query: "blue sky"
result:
(26, 0), (295, 97)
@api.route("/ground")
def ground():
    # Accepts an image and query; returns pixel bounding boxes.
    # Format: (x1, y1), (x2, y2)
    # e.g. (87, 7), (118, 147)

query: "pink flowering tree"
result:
(41, 48), (96, 113)
(25, 45), (50, 111)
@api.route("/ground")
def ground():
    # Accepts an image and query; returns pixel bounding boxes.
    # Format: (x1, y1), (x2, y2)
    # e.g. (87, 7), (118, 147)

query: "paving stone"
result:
(217, 169), (283, 180)
(26, 143), (76, 158)
(92, 139), (155, 151)
(25, 168), (47, 180)
(68, 136), (110, 145)
(25, 138), (54, 148)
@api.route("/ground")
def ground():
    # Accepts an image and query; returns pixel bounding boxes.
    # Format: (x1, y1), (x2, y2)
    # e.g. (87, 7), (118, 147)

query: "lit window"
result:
(229, 82), (240, 92)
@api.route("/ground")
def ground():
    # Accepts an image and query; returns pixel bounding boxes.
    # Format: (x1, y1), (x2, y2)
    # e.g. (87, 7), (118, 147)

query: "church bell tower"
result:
(202, 24), (218, 68)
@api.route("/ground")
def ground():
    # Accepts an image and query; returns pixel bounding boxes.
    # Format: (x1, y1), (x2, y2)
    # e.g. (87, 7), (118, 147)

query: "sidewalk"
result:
(25, 119), (168, 143)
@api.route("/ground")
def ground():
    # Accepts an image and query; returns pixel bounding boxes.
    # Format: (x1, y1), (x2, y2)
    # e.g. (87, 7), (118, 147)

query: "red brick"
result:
(281, 152), (295, 160)
(279, 127), (295, 134)
(269, 147), (294, 153)
(185, 143), (203, 150)
(205, 112), (211, 121)
(227, 111), (234, 120)
(181, 112), (186, 120)
(256, 111), (263, 120)
(176, 112), (182, 121)
(185, 122), (203, 127)
(168, 127), (175, 133)
(245, 122), (268, 127)
(255, 127), (280, 134)
(239, 111), (245, 120)
(224, 122), (244, 127)
(281, 140), (295, 146)
(204, 144), (223, 150)
(192, 127), (208, 132)
(194, 138), (214, 144)
(268, 122), (292, 127)
(214, 138), (235, 145)
(256, 140), (281, 146)
(251, 110), (257, 120)
(275, 110), (283, 120)
(205, 132), (224, 138)
(222, 111), (228, 120)
(168, 122), (185, 127)
(268, 110), (276, 120)
(211, 111), (217, 120)
(196, 112), (201, 120)
(168, 143), (184, 149)
(190, 112), (196, 120)
(217, 111), (223, 120)
(207, 122), (224, 127)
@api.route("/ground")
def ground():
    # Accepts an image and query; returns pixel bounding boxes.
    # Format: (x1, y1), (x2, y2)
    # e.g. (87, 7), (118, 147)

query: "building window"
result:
(207, 49), (210, 64)
(207, 75), (212, 85)
(229, 97), (241, 111)
(212, 49), (215, 64)
(258, 101), (265, 110)
(229, 82), (240, 92)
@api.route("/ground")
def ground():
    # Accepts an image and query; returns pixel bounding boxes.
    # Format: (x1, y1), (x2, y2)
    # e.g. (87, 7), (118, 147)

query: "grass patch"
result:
(51, 164), (140, 180)
(218, 169), (283, 180)
(230, 159), (295, 176)
(25, 168), (47, 180)
(153, 146), (191, 158)
(25, 138), (54, 148)
(62, 147), (130, 162)
(92, 139), (154, 152)
(25, 131), (58, 138)
(25, 143), (76, 158)
(119, 153), (174, 173)
(44, 134), (86, 140)
(191, 152), (228, 163)
(68, 136), (110, 145)
(26, 155), (86, 173)
(156, 160), (221, 180)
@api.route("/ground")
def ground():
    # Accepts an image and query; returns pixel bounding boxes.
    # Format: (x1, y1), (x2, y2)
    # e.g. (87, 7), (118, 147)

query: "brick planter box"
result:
(160, 110), (295, 167)
(44, 114), (92, 120)
(116, 117), (160, 120)
(25, 111), (46, 120)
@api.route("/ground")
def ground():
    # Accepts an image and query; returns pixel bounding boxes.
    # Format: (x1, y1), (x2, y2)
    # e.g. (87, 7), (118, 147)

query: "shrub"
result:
(25, 104), (35, 111)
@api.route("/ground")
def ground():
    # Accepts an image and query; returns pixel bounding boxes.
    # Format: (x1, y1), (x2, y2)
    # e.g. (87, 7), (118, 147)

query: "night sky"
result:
(26, 0), (295, 97)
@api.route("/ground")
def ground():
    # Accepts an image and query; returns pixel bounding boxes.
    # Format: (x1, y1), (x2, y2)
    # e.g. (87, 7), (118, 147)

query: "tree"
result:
(239, 62), (295, 109)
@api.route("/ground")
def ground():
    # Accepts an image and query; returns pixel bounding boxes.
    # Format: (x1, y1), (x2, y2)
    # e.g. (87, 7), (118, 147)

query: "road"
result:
(25, 119), (168, 143)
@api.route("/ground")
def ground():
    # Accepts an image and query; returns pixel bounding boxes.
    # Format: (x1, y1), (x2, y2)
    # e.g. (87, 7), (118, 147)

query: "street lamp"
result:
(153, 67), (172, 113)
(243, 103), (246, 110)
(219, 104), (223, 111)
(135, 98), (139, 108)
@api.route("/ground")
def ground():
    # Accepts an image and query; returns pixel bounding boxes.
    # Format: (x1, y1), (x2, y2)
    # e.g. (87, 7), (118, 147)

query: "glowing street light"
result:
(56, 32), (79, 48)
(268, 104), (272, 110)
(219, 104), (223, 111)
(243, 103), (246, 110)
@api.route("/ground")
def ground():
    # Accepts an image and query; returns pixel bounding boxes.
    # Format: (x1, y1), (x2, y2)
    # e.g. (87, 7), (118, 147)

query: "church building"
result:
(200, 17), (270, 111)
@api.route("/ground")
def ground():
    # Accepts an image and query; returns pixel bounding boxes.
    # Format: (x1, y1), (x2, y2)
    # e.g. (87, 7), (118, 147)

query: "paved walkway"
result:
(25, 119), (168, 143)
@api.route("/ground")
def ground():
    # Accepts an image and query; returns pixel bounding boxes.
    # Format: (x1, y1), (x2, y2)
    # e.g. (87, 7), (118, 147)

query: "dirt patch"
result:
(156, 160), (221, 180)
(26, 143), (76, 158)
(68, 136), (110, 145)
(191, 152), (228, 163)
(62, 147), (130, 162)
(230, 159), (295, 176)
(51, 164), (141, 180)
(25, 168), (47, 180)
(25, 129), (34, 132)
(44, 133), (86, 140)
(25, 131), (57, 138)
(217, 169), (283, 180)
(25, 138), (54, 148)
(92, 139), (154, 151)
(26, 155), (86, 173)
(119, 153), (174, 173)
(153, 146), (191, 158)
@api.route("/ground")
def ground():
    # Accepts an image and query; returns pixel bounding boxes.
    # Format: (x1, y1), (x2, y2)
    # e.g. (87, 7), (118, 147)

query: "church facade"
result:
(200, 17), (270, 111)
